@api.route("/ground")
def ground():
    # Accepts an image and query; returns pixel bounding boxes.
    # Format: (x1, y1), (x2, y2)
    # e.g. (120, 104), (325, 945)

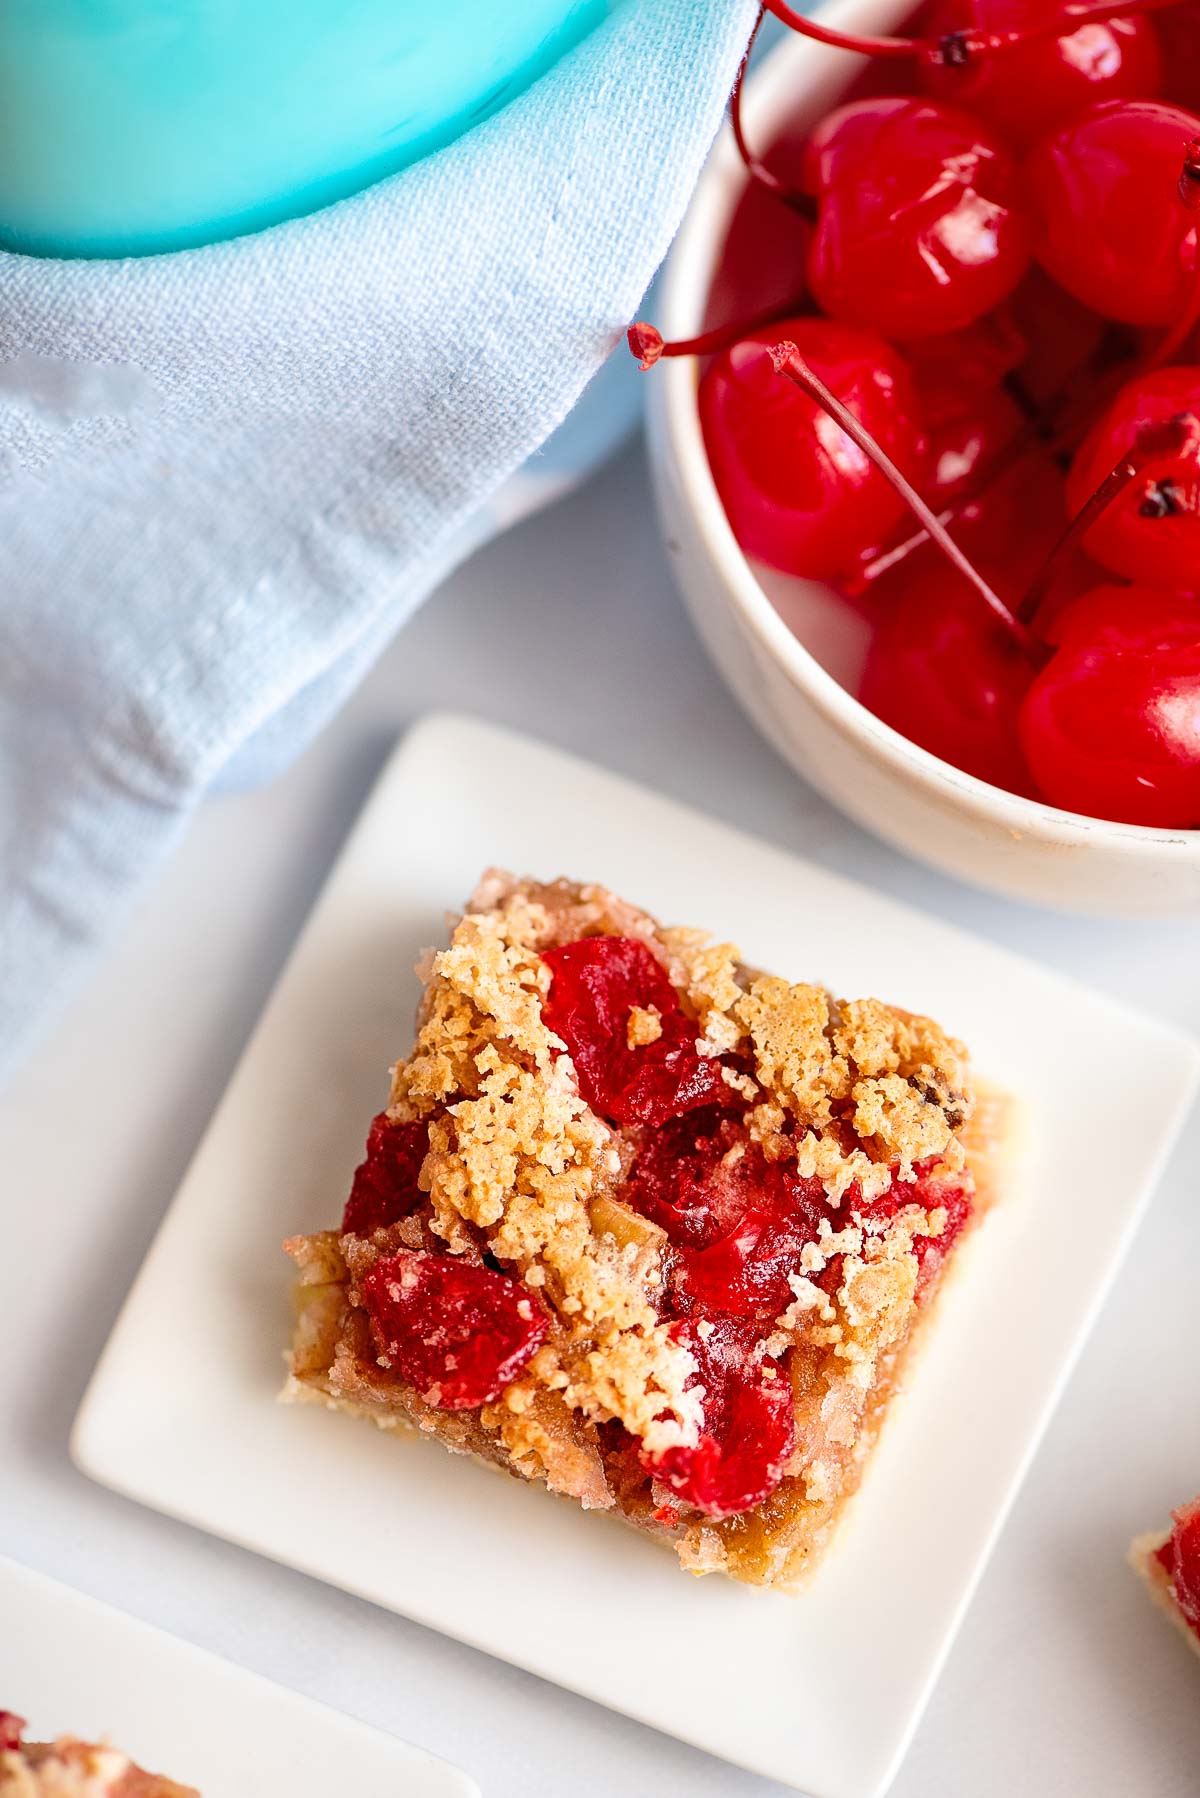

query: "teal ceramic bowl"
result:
(0, 0), (613, 259)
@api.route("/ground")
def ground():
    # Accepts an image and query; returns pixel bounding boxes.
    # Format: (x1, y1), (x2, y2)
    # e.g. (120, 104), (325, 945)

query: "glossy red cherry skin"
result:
(699, 317), (926, 580)
(1019, 586), (1200, 827)
(1024, 100), (1200, 327)
(919, 0), (1162, 150)
(1157, 4), (1200, 112)
(1007, 265), (1115, 412)
(1065, 366), (1200, 591)
(900, 311), (1027, 425)
(801, 97), (1031, 340)
(708, 115), (811, 326)
(855, 450), (1076, 793)
(858, 551), (1036, 791)
(924, 385), (1027, 510)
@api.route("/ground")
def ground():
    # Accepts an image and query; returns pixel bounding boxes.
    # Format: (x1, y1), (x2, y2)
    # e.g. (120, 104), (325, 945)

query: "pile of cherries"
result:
(633, 0), (1200, 830)
(350, 934), (970, 1520)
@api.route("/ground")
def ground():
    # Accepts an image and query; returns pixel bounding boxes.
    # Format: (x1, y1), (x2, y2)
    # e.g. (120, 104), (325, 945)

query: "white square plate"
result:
(74, 714), (1200, 1798)
(0, 1556), (476, 1798)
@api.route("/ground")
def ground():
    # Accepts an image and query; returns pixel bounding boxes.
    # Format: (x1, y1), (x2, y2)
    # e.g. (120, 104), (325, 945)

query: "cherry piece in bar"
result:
(699, 317), (926, 580)
(801, 97), (1031, 340)
(0, 1714), (26, 1753)
(640, 1316), (796, 1520)
(669, 1157), (831, 1320)
(342, 1114), (430, 1236)
(541, 935), (729, 1128)
(1018, 584), (1200, 826)
(360, 1249), (549, 1409)
(918, 0), (1163, 149)
(1024, 99), (1200, 326)
(1065, 366), (1200, 589)
(1159, 1498), (1200, 1632)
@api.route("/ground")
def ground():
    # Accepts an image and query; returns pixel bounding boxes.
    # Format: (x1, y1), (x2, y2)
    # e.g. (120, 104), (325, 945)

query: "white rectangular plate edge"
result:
(73, 712), (1200, 1798)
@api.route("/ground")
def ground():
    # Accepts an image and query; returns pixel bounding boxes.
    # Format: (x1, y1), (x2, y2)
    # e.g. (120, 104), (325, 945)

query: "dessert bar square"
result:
(285, 870), (1004, 1587)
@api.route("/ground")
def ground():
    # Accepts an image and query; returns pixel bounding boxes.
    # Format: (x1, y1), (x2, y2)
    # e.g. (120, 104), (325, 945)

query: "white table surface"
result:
(3, 439), (1199, 1798)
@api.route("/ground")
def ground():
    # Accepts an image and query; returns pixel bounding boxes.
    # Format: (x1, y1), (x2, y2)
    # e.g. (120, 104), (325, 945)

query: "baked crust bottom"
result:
(1129, 1528), (1200, 1661)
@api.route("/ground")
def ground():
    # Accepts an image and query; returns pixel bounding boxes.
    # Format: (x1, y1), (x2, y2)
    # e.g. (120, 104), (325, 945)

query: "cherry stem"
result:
(627, 301), (802, 370)
(761, 0), (1186, 63)
(730, 11), (816, 217)
(1017, 410), (1200, 625)
(771, 341), (1037, 652)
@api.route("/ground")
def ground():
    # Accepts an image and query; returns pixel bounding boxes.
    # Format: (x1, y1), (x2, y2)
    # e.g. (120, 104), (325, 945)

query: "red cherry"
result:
(709, 80), (811, 326)
(360, 1250), (548, 1409)
(900, 310), (1027, 425)
(670, 1159), (831, 1320)
(623, 1106), (754, 1248)
(699, 317), (926, 579)
(1024, 100), (1200, 326)
(858, 551), (1036, 790)
(1007, 264), (1120, 412)
(640, 1316), (795, 1520)
(922, 384), (1027, 510)
(1157, 3), (1200, 112)
(1065, 365), (1200, 589)
(855, 450), (1070, 789)
(342, 1115), (429, 1236)
(801, 97), (1031, 339)
(1162, 1498), (1200, 1634)
(1018, 585), (1200, 826)
(919, 0), (1162, 149)
(0, 1714), (26, 1752)
(541, 936), (728, 1128)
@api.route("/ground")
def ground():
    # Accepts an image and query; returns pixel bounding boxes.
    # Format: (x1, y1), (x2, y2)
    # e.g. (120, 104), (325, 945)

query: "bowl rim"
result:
(651, 0), (1200, 858)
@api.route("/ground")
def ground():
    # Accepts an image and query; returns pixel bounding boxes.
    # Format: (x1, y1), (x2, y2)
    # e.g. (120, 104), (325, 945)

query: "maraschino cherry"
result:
(1024, 99), (1200, 326)
(641, 1316), (795, 1520)
(1018, 585), (1200, 825)
(918, 0), (1163, 147)
(858, 556), (1037, 789)
(1156, 3), (1200, 110)
(360, 1250), (549, 1409)
(800, 96), (1031, 339)
(697, 317), (926, 579)
(1065, 366), (1200, 588)
(857, 449), (1072, 789)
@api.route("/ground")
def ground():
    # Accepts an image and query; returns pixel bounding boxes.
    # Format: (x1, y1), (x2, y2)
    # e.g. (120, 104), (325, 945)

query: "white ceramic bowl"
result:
(646, 0), (1200, 915)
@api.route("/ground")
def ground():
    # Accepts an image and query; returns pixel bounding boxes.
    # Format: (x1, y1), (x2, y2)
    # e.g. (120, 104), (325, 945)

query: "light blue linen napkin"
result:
(0, 0), (758, 1082)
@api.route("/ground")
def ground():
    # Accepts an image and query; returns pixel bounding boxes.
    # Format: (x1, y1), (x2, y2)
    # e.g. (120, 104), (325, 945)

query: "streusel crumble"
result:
(0, 1713), (197, 1798)
(284, 872), (1005, 1586)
